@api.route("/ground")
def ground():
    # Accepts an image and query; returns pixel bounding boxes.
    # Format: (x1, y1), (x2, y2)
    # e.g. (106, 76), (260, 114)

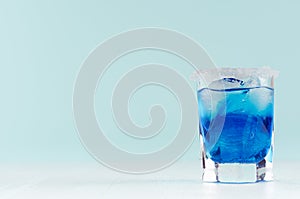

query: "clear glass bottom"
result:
(201, 156), (273, 183)
(200, 131), (274, 183)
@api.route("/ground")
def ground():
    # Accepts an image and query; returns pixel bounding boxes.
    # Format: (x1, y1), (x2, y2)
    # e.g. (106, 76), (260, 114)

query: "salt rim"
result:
(191, 66), (279, 82)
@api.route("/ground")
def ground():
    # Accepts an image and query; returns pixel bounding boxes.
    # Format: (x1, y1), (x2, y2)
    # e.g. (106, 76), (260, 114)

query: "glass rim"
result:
(191, 66), (279, 81)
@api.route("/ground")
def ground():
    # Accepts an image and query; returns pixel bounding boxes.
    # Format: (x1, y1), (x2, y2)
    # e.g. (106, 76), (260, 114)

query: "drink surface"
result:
(197, 86), (274, 163)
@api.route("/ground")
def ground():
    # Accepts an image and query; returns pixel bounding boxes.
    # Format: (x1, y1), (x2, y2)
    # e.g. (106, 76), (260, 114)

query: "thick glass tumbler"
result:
(194, 67), (278, 183)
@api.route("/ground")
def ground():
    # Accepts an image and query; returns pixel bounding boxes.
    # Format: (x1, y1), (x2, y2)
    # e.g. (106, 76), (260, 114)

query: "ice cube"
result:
(243, 76), (261, 88)
(208, 78), (245, 89)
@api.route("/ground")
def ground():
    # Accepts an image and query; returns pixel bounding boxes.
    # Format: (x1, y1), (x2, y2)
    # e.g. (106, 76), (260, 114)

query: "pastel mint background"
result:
(1, 0), (298, 163)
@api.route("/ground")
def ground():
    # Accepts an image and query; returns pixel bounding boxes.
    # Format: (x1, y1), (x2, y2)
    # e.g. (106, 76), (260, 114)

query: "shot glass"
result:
(194, 67), (278, 183)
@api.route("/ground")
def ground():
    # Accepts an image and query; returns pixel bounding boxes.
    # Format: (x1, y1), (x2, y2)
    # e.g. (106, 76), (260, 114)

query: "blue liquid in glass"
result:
(198, 86), (274, 163)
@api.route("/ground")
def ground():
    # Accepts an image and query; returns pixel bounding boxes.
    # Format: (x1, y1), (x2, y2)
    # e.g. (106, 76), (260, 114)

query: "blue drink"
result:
(194, 68), (278, 183)
(198, 86), (274, 164)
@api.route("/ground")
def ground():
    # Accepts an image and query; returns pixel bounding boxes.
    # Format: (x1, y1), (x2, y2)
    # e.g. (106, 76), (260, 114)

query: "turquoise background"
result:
(1, 0), (299, 163)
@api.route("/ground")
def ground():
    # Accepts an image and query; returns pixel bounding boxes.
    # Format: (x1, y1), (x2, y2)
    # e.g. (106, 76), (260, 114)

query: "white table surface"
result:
(1, 161), (299, 199)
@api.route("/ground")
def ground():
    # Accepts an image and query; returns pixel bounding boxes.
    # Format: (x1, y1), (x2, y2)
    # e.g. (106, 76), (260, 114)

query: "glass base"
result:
(202, 157), (273, 183)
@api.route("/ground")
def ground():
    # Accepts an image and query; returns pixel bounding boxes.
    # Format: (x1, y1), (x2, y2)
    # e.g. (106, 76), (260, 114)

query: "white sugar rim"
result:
(191, 66), (279, 81)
